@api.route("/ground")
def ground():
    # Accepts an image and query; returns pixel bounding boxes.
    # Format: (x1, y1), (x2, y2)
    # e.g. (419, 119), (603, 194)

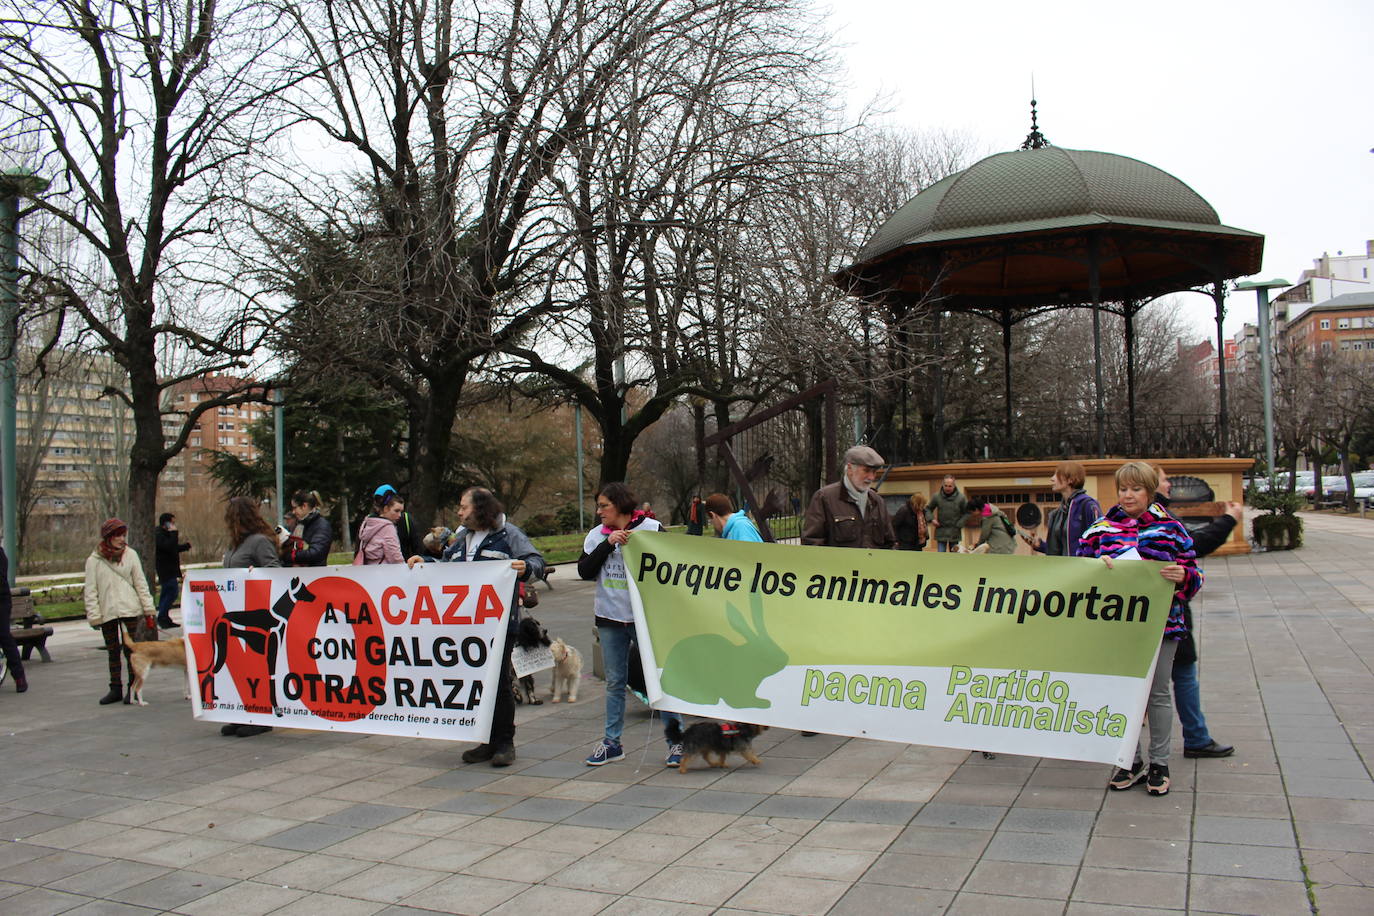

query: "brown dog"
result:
(121, 629), (189, 706)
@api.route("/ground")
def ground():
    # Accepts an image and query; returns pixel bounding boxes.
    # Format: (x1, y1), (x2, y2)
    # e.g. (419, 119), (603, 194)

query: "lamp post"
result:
(0, 169), (49, 585)
(1234, 277), (1291, 478)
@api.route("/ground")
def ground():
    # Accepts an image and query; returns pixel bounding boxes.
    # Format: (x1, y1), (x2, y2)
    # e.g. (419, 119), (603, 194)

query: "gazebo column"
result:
(932, 306), (946, 461)
(1001, 308), (1014, 450)
(1088, 236), (1105, 458)
(1124, 302), (1137, 453)
(1212, 279), (1229, 454)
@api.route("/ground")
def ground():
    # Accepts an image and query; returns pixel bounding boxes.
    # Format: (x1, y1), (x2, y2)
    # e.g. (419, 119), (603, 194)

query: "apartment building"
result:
(1280, 292), (1374, 358)
(159, 374), (266, 505)
(18, 348), (134, 526)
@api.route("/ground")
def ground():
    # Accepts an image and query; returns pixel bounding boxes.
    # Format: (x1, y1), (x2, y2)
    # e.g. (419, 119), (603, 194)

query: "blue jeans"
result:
(1172, 659), (1211, 749)
(156, 578), (178, 621)
(937, 541), (954, 552)
(599, 623), (680, 744)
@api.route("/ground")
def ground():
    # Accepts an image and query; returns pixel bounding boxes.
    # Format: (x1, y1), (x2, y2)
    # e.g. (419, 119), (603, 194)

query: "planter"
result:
(1252, 513), (1303, 550)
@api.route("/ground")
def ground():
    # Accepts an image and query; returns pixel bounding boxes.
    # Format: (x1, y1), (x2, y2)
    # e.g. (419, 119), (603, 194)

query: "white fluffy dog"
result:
(550, 638), (582, 703)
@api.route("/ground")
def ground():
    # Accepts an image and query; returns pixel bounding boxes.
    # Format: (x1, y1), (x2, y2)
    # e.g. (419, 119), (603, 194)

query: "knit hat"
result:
(100, 518), (128, 539)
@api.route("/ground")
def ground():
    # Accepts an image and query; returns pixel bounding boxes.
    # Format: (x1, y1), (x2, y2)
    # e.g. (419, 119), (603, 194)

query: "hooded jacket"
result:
(721, 510), (764, 542)
(354, 516), (404, 565)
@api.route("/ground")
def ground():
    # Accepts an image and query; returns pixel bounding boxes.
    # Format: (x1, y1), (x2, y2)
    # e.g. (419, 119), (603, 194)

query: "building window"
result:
(1321, 341), (1333, 354)
(1321, 319), (1331, 330)
(1338, 318), (1350, 329)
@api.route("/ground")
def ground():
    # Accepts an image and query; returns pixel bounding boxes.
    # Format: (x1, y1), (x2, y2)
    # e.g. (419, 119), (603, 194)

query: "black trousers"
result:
(0, 598), (22, 679)
(489, 626), (516, 747)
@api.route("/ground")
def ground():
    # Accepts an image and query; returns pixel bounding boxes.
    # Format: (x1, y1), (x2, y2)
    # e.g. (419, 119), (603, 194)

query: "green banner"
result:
(623, 533), (1177, 765)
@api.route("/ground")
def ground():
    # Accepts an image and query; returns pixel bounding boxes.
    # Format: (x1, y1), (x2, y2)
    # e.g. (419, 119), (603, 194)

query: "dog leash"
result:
(632, 707), (663, 773)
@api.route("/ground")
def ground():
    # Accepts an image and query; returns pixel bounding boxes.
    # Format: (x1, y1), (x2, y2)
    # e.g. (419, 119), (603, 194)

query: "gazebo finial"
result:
(1020, 84), (1050, 150)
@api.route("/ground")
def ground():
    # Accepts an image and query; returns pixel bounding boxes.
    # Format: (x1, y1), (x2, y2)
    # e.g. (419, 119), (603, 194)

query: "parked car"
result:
(1303, 474), (1342, 499)
(1325, 471), (1374, 501)
(1250, 471), (1313, 493)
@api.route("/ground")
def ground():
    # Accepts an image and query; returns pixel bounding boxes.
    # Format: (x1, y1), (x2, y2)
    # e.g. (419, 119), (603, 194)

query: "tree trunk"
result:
(127, 352), (167, 589)
(407, 378), (465, 530)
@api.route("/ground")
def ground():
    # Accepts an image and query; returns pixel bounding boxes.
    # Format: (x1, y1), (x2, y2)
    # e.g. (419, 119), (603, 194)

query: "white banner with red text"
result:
(180, 563), (516, 741)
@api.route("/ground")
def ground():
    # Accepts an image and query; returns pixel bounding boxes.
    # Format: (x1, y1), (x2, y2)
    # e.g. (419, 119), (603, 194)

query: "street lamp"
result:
(1234, 277), (1291, 479)
(0, 169), (49, 585)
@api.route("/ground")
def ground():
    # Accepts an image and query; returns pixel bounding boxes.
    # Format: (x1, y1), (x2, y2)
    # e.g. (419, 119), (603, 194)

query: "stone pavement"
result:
(0, 513), (1372, 915)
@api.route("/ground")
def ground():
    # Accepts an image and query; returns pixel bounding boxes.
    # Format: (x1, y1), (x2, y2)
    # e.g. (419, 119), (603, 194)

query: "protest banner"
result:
(624, 533), (1177, 766)
(181, 563), (516, 741)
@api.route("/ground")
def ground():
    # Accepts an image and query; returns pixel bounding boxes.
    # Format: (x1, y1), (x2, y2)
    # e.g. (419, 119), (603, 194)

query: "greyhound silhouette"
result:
(201, 577), (316, 716)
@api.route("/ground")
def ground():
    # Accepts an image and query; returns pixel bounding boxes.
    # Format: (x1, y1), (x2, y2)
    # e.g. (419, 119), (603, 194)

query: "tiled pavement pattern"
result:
(0, 510), (1371, 915)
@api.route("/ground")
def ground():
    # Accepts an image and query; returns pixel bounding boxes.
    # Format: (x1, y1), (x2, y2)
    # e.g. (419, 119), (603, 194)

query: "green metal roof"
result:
(856, 147), (1254, 263)
(835, 146), (1264, 307)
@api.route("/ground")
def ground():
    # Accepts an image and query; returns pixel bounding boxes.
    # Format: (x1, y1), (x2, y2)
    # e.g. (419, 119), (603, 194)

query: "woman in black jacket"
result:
(287, 490), (334, 567)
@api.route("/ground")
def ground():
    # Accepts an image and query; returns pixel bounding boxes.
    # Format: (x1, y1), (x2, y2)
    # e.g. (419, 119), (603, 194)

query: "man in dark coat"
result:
(154, 513), (191, 629)
(801, 445), (896, 550)
(1156, 470), (1240, 759)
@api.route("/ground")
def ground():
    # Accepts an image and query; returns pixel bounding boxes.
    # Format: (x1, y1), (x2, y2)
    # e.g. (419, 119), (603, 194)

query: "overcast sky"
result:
(826, 0), (1372, 339)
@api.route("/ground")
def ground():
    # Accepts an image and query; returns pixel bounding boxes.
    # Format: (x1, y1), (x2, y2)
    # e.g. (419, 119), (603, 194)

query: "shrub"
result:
(1246, 475), (1303, 550)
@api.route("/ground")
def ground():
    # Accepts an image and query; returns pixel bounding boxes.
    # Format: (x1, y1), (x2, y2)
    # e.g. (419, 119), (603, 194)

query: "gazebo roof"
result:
(836, 146), (1264, 307)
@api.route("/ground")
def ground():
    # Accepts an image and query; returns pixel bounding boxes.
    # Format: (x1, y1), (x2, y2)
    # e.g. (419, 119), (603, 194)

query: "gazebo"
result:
(834, 113), (1264, 460)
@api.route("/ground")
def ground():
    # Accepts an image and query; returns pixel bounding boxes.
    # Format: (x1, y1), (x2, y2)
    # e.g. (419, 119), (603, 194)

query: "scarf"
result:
(98, 518), (127, 563)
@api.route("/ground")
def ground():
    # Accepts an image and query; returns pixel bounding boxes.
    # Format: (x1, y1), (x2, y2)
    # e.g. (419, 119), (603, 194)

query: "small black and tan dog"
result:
(665, 719), (767, 773)
(510, 615), (550, 705)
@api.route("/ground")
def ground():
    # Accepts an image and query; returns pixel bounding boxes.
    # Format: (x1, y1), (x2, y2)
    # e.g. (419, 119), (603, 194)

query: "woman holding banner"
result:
(578, 482), (684, 768)
(1077, 461), (1200, 797)
(220, 497), (280, 737)
(223, 497), (281, 569)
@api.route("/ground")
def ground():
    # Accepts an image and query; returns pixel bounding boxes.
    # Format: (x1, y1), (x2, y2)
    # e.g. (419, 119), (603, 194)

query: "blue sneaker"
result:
(585, 739), (625, 766)
(665, 743), (684, 768)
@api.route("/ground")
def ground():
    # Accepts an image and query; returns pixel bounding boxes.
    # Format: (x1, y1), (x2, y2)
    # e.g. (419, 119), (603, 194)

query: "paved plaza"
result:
(1, 512), (1372, 914)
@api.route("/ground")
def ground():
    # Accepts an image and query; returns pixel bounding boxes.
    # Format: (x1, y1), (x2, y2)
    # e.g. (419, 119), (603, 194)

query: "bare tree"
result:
(265, 0), (764, 521)
(0, 0), (286, 570)
(499, 0), (841, 484)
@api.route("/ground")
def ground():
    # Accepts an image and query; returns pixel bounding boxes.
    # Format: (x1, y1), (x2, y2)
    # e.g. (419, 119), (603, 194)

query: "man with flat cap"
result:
(801, 445), (897, 550)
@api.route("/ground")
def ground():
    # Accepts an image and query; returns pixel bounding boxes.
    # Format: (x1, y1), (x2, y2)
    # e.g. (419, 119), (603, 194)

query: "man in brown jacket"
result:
(800, 445), (897, 550)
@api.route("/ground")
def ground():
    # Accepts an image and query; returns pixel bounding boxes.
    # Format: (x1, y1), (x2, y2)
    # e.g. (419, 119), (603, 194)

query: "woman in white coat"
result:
(84, 518), (154, 705)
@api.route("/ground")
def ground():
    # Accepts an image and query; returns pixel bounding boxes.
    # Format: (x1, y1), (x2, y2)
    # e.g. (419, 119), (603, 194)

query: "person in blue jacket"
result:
(704, 493), (763, 542)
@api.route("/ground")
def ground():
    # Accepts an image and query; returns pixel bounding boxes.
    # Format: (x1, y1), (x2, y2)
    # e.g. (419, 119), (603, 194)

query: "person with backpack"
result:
(355, 487), (405, 565)
(968, 496), (1016, 554)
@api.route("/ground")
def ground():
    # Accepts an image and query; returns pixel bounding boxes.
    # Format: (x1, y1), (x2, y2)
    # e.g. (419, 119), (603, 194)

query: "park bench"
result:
(9, 589), (53, 663)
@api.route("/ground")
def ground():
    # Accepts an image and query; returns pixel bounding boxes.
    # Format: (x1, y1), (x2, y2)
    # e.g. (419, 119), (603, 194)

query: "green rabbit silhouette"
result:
(659, 590), (788, 708)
